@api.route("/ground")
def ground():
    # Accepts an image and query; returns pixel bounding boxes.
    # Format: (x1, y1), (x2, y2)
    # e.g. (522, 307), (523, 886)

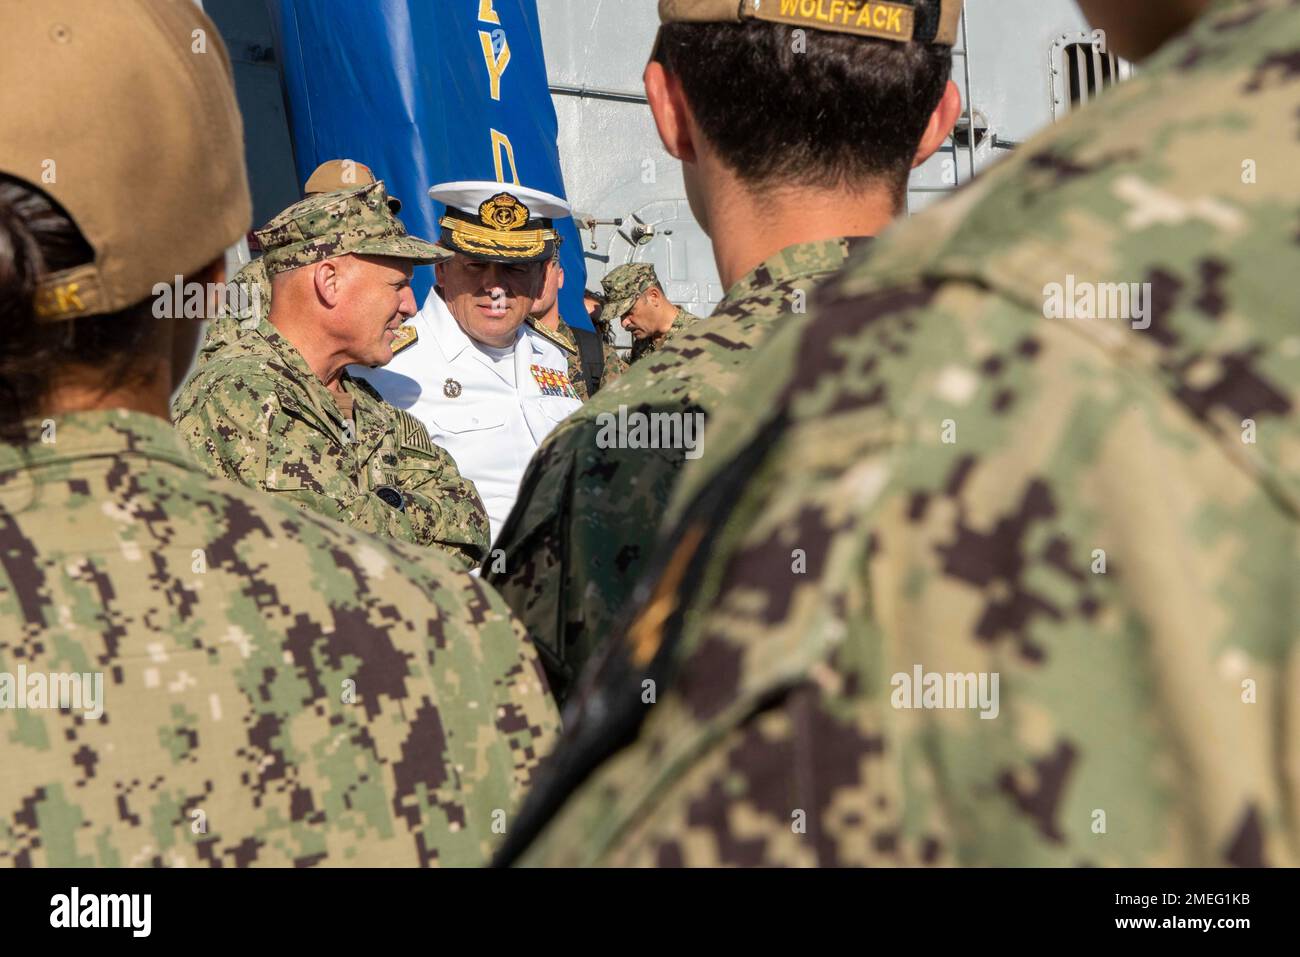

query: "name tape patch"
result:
(755, 0), (915, 41)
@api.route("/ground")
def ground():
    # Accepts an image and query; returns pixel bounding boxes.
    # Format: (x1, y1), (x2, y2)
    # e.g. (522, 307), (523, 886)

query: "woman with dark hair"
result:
(0, 0), (556, 868)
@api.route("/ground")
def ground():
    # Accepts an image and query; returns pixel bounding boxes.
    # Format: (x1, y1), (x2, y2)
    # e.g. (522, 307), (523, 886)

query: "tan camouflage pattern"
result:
(256, 181), (446, 277)
(507, 0), (1300, 867)
(0, 410), (558, 866)
(174, 317), (490, 570)
(487, 240), (865, 700)
(526, 316), (629, 401)
(628, 306), (700, 364)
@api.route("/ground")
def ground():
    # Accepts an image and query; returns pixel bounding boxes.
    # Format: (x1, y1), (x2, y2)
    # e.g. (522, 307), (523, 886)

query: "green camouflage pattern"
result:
(600, 262), (659, 322)
(527, 316), (629, 401)
(174, 317), (491, 570)
(487, 239), (865, 700)
(256, 182), (447, 277)
(506, 0), (1300, 867)
(196, 258), (271, 370)
(0, 410), (558, 867)
(629, 306), (701, 364)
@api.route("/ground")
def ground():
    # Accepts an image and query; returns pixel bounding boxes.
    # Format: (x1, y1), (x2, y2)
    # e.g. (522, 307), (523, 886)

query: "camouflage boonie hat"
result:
(601, 263), (661, 321)
(256, 181), (447, 276)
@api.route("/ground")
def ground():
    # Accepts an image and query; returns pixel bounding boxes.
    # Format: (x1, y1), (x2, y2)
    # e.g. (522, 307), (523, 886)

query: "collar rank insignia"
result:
(443, 378), (463, 399)
(530, 364), (579, 400)
(391, 325), (419, 355)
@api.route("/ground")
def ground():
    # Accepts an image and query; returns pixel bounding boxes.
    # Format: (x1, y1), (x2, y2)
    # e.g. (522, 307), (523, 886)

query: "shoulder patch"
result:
(395, 409), (436, 455)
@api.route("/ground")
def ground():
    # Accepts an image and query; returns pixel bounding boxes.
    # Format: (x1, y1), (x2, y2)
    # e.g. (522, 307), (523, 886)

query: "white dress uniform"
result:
(352, 288), (582, 545)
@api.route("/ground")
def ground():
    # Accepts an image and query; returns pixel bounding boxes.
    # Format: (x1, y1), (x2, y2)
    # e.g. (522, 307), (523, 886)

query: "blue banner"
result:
(272, 0), (590, 329)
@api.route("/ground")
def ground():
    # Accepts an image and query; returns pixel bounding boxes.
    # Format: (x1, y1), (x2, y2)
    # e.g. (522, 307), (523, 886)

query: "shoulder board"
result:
(391, 324), (419, 356)
(526, 316), (578, 355)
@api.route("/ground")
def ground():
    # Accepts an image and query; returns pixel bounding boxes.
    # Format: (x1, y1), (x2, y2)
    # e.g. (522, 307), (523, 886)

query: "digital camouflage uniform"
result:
(526, 315), (628, 401)
(488, 239), (867, 699)
(601, 262), (700, 364)
(174, 316), (490, 570)
(504, 0), (1300, 866)
(629, 306), (699, 364)
(0, 410), (558, 867)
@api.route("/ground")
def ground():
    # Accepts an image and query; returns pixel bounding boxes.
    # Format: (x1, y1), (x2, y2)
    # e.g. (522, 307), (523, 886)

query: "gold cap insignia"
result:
(479, 193), (530, 231)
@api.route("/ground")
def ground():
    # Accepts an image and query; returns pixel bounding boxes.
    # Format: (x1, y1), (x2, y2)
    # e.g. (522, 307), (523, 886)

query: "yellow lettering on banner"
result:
(780, 0), (799, 14)
(491, 129), (520, 185)
(478, 0), (500, 25)
(479, 30), (512, 101)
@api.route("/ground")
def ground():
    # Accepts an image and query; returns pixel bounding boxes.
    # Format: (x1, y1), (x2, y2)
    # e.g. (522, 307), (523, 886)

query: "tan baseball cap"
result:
(658, 0), (964, 45)
(0, 0), (251, 322)
(304, 159), (402, 213)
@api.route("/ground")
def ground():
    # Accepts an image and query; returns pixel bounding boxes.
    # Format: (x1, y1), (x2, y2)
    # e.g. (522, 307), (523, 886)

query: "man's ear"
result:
(644, 61), (697, 164)
(912, 80), (964, 169)
(313, 260), (341, 307)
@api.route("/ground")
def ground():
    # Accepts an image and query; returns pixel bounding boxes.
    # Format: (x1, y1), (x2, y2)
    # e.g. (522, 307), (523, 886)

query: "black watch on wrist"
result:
(375, 485), (405, 512)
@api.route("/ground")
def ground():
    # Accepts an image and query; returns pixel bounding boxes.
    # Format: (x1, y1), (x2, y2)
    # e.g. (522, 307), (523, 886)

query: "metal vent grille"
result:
(1052, 30), (1134, 119)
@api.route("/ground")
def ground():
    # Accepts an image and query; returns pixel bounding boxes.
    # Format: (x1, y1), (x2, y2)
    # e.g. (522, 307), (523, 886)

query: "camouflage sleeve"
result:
(390, 409), (491, 570)
(421, 559), (561, 815)
(524, 274), (1299, 867)
(174, 373), (432, 546)
(601, 341), (629, 388)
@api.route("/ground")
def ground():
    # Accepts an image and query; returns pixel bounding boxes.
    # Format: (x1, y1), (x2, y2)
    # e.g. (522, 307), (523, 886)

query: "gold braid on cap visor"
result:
(439, 216), (556, 259)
